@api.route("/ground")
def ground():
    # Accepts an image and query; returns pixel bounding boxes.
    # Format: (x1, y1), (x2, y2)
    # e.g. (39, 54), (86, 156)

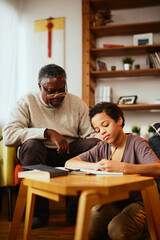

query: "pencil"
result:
(109, 146), (118, 160)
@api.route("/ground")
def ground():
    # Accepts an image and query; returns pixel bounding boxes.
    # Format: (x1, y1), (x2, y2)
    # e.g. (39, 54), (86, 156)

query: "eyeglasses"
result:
(41, 84), (67, 99)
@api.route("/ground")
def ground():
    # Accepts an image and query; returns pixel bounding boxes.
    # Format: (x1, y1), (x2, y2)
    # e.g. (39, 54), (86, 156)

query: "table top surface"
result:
(23, 174), (154, 196)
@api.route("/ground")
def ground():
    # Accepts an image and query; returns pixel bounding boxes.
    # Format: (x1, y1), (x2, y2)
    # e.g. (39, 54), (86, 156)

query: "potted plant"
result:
(132, 125), (140, 136)
(122, 56), (134, 70)
(148, 125), (156, 138)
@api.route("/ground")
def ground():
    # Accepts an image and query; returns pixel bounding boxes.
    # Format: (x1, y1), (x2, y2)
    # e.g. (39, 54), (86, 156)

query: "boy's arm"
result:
(123, 162), (160, 178)
(65, 156), (100, 170)
(98, 160), (160, 178)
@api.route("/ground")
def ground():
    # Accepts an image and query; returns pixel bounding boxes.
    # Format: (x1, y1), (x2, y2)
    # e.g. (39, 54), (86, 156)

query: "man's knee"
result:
(88, 137), (101, 146)
(22, 139), (43, 148)
(69, 138), (100, 158)
(82, 138), (100, 151)
(19, 139), (48, 165)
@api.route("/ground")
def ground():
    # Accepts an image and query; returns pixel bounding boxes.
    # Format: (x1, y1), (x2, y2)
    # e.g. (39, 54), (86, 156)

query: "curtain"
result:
(0, 0), (20, 126)
(0, 0), (66, 129)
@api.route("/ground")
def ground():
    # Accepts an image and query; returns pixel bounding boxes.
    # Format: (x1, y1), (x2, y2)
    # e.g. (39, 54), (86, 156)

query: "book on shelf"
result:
(146, 54), (150, 69)
(18, 164), (69, 180)
(149, 53), (160, 69)
(152, 53), (160, 68)
(155, 52), (160, 67)
(149, 54), (155, 68)
(103, 44), (124, 48)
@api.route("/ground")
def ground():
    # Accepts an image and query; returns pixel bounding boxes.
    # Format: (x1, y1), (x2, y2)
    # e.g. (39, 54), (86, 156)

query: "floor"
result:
(0, 187), (75, 240)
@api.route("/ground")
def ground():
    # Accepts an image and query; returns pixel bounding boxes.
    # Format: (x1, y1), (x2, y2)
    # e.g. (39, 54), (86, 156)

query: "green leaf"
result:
(132, 125), (140, 133)
(122, 56), (134, 64)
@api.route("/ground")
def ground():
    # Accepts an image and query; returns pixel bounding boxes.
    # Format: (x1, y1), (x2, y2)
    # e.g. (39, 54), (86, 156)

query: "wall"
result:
(17, 0), (82, 97)
(96, 6), (160, 138)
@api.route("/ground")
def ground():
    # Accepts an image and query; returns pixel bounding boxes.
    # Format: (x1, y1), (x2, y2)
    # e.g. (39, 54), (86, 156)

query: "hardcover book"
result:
(18, 164), (69, 179)
(103, 44), (124, 48)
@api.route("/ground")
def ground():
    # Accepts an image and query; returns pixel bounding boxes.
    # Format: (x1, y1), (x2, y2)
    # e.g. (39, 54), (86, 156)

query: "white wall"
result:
(18, 0), (82, 97)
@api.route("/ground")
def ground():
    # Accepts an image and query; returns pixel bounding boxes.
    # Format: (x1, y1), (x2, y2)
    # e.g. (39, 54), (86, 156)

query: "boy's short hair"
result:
(89, 102), (125, 128)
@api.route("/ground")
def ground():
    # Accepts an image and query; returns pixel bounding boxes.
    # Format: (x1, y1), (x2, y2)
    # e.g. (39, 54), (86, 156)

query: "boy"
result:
(65, 102), (160, 240)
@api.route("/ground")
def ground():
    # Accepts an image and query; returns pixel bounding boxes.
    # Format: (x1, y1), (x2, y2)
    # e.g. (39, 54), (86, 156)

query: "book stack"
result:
(95, 86), (112, 104)
(148, 52), (160, 69)
(103, 44), (124, 48)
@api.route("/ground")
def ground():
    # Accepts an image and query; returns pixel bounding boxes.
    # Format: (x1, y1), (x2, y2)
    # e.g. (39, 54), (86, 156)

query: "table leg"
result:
(74, 191), (129, 240)
(22, 186), (63, 240)
(8, 181), (27, 240)
(23, 187), (36, 240)
(142, 180), (160, 240)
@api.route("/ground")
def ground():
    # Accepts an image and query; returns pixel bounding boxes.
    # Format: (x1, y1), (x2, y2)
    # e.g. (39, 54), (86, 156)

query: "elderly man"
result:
(3, 64), (100, 228)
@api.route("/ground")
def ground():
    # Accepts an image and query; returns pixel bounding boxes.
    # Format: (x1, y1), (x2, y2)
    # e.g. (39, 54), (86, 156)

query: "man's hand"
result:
(44, 129), (69, 154)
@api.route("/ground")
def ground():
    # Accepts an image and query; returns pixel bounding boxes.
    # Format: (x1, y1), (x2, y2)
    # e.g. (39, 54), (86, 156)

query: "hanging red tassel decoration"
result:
(46, 19), (54, 58)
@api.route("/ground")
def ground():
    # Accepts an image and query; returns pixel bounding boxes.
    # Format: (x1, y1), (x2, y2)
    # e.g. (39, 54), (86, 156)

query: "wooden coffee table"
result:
(9, 174), (160, 240)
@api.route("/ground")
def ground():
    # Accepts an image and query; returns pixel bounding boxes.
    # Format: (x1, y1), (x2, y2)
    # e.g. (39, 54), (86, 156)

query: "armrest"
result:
(0, 138), (17, 186)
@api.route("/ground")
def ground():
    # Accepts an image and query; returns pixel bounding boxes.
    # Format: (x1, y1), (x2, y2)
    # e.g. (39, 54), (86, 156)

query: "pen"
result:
(109, 146), (118, 160)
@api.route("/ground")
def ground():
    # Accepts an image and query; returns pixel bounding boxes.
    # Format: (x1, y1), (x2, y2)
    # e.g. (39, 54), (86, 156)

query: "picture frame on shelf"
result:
(133, 33), (153, 46)
(117, 95), (137, 105)
(97, 60), (107, 71)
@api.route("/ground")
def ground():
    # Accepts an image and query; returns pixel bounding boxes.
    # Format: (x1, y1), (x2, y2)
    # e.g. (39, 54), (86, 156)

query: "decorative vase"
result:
(123, 63), (132, 70)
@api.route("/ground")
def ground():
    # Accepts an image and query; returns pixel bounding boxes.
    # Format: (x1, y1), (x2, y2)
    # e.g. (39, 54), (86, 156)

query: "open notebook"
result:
(58, 167), (123, 175)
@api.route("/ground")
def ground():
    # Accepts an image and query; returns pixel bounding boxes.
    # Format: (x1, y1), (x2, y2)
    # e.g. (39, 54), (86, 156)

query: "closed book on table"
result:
(18, 164), (69, 179)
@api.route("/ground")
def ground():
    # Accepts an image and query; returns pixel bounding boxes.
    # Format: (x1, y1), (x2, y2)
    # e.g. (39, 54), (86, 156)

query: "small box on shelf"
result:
(133, 33), (153, 46)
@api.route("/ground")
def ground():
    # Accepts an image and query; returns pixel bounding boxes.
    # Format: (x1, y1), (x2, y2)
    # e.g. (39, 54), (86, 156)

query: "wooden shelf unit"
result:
(119, 104), (160, 111)
(90, 0), (160, 11)
(82, 0), (160, 109)
(91, 44), (160, 57)
(91, 21), (160, 37)
(91, 69), (160, 79)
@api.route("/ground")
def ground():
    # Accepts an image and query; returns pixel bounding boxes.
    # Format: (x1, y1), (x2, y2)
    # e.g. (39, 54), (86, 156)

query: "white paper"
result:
(79, 169), (123, 175)
(55, 167), (123, 175)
